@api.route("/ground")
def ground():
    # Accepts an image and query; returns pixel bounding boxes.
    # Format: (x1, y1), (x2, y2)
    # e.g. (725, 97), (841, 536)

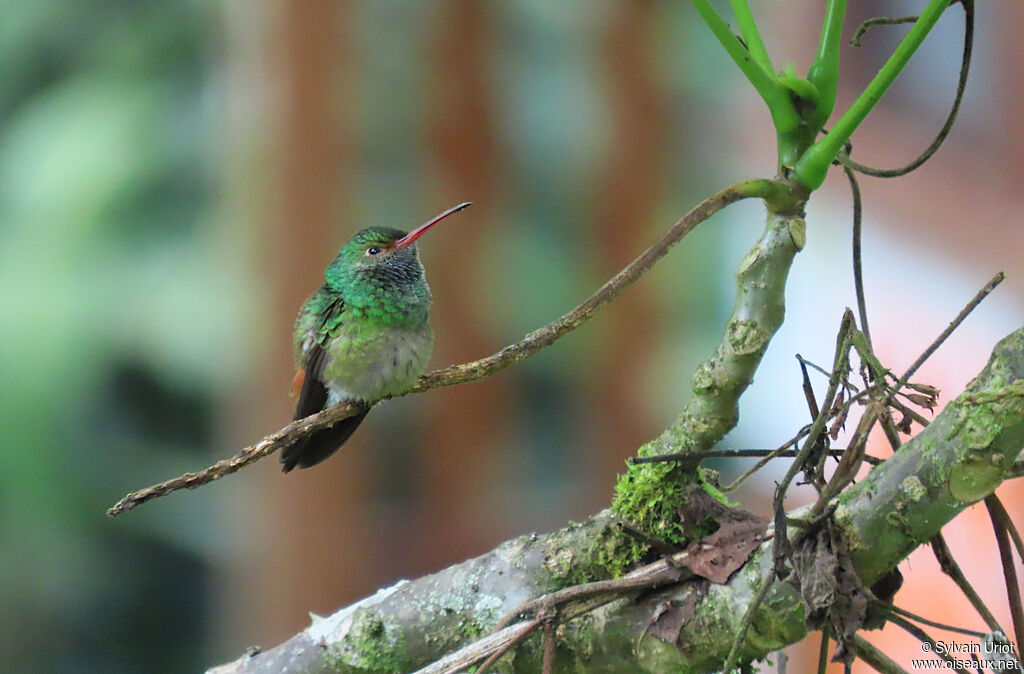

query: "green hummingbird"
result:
(281, 202), (472, 472)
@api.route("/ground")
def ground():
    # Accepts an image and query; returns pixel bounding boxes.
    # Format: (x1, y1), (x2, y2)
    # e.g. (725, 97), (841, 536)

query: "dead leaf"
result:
(829, 398), (850, 440)
(678, 483), (731, 537)
(679, 486), (769, 584)
(646, 592), (699, 644)
(791, 524), (873, 666)
(904, 392), (937, 410)
(906, 382), (940, 398)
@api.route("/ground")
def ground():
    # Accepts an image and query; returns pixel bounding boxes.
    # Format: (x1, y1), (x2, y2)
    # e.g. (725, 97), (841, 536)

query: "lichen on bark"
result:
(834, 327), (1024, 584)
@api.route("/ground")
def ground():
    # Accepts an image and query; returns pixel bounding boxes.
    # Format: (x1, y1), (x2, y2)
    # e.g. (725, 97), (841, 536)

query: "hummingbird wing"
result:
(290, 290), (344, 420)
(282, 292), (368, 472)
(292, 342), (329, 421)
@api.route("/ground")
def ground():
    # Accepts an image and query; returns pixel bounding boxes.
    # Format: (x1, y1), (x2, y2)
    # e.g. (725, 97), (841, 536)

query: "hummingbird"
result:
(281, 202), (472, 472)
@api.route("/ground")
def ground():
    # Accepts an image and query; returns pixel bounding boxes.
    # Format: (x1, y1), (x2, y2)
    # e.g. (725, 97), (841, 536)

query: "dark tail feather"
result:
(280, 409), (369, 472)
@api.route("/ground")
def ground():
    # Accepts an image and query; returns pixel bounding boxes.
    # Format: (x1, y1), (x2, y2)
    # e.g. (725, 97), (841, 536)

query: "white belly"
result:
(322, 324), (434, 403)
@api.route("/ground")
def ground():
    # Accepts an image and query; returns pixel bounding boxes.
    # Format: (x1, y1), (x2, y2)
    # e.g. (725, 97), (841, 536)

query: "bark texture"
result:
(209, 329), (1024, 673)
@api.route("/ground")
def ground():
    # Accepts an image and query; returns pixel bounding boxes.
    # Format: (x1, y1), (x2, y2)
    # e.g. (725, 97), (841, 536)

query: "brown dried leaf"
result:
(828, 388), (845, 417)
(646, 592), (699, 644)
(791, 528), (839, 621)
(829, 401), (851, 440)
(906, 382), (940, 398)
(676, 485), (769, 582)
(684, 513), (768, 584)
(904, 392), (937, 411)
(678, 484), (731, 537)
(791, 524), (871, 667)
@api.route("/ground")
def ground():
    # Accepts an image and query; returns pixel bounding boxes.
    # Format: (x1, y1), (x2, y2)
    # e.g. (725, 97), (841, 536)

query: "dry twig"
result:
(930, 534), (1004, 635)
(108, 179), (785, 517)
(985, 495), (1024, 660)
(415, 550), (692, 673)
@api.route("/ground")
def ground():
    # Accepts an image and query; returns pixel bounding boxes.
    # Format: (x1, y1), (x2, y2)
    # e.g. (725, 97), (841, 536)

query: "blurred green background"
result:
(2, 2), (1022, 672)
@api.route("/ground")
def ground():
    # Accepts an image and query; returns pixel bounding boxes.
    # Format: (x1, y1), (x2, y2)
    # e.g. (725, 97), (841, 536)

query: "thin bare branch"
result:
(494, 560), (687, 632)
(628, 446), (881, 465)
(541, 619), (556, 674)
(817, 627), (830, 674)
(720, 436), (805, 492)
(886, 613), (973, 674)
(414, 621), (536, 674)
(986, 495), (1024, 659)
(888, 614), (974, 671)
(877, 601), (985, 638)
(418, 549), (691, 673)
(900, 270), (1004, 383)
(843, 163), (872, 347)
(930, 534), (1005, 634)
(721, 566), (777, 674)
(473, 617), (543, 674)
(850, 16), (918, 48)
(986, 494), (1024, 564)
(108, 179), (787, 517)
(772, 310), (855, 573)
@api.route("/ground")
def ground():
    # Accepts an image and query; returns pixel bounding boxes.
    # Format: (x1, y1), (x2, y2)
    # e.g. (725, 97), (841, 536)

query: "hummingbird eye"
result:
(365, 246), (382, 256)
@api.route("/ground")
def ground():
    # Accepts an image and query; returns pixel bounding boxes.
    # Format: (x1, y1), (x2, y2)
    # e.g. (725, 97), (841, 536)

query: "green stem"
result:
(806, 0), (847, 126)
(730, 0), (773, 75)
(691, 0), (799, 135)
(794, 0), (951, 189)
(853, 636), (911, 674)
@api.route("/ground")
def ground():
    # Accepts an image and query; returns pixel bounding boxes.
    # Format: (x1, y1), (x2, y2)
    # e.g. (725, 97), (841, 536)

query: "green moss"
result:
(324, 610), (412, 674)
(543, 517), (635, 590)
(612, 445), (689, 555)
(612, 444), (731, 561)
(698, 468), (734, 506)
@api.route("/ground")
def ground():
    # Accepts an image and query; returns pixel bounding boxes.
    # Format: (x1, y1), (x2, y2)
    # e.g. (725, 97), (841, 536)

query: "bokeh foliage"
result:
(0, 1), (233, 671)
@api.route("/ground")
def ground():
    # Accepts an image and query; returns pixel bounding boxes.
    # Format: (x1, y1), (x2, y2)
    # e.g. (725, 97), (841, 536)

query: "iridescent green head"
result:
(324, 202), (471, 301)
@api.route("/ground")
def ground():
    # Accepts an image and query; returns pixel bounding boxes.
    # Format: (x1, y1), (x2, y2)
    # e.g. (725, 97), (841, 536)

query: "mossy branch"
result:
(206, 328), (1024, 673)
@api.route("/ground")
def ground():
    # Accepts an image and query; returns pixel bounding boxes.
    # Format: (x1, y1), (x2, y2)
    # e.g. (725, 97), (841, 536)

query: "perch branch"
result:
(105, 400), (367, 516)
(410, 178), (793, 390)
(107, 178), (788, 517)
